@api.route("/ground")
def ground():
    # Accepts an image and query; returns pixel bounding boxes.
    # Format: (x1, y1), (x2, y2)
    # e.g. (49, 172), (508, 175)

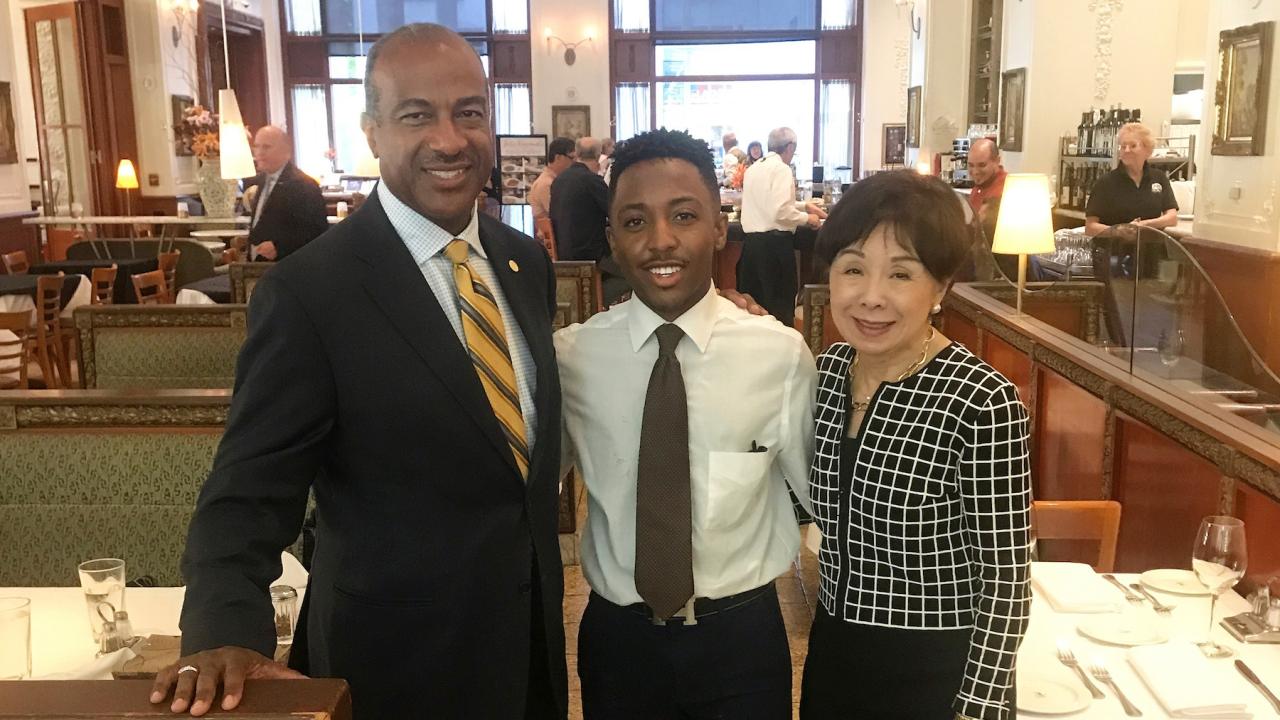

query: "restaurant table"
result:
(0, 273), (83, 312)
(181, 275), (231, 304)
(31, 257), (159, 305)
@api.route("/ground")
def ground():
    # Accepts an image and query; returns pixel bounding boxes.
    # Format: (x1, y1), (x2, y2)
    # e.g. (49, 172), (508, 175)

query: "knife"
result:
(1236, 659), (1280, 714)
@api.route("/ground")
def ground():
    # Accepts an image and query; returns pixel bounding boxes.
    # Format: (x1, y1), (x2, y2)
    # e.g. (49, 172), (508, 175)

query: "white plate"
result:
(1077, 615), (1169, 646)
(1141, 568), (1211, 596)
(1017, 676), (1090, 715)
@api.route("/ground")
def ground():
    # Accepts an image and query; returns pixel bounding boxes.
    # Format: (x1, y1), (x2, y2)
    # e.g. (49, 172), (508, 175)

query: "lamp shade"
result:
(115, 159), (139, 189)
(218, 89), (257, 179)
(991, 173), (1057, 255)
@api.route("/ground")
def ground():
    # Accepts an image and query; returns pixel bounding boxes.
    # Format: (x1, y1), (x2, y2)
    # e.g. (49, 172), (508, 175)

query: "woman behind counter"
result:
(1084, 122), (1179, 236)
(800, 171), (1032, 720)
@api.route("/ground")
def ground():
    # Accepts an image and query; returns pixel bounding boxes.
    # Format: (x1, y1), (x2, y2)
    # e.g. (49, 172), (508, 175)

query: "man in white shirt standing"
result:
(738, 127), (826, 323)
(555, 128), (817, 720)
(720, 132), (746, 186)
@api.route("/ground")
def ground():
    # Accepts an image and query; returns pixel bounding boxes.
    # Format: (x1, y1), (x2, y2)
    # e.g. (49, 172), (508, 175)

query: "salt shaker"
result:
(270, 585), (298, 645)
(98, 620), (124, 655)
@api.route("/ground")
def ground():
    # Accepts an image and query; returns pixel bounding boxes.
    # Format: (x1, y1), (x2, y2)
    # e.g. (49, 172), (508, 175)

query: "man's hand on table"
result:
(150, 646), (305, 716)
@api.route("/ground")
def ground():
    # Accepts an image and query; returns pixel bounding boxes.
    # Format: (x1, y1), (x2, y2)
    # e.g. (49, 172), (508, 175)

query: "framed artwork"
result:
(999, 68), (1026, 152)
(1212, 21), (1273, 156)
(552, 105), (591, 141)
(882, 123), (906, 166)
(0, 82), (17, 165)
(171, 94), (195, 157)
(906, 86), (922, 149)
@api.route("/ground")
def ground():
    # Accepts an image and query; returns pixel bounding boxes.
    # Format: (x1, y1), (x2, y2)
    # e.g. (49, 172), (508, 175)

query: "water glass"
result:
(0, 597), (32, 679)
(1192, 516), (1247, 658)
(78, 558), (126, 642)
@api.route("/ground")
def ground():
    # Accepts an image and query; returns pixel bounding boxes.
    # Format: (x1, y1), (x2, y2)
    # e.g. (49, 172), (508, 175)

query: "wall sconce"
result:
(170, 0), (199, 47)
(544, 27), (595, 66)
(894, 0), (922, 38)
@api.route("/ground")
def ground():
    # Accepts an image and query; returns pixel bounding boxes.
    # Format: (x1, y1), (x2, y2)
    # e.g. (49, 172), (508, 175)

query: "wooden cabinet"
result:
(968, 0), (1002, 125)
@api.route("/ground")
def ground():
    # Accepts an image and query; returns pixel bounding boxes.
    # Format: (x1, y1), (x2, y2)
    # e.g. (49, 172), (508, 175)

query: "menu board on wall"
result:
(496, 135), (548, 205)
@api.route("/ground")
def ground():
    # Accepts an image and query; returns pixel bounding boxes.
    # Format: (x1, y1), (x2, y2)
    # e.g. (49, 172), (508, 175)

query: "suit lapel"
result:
(350, 195), (521, 480)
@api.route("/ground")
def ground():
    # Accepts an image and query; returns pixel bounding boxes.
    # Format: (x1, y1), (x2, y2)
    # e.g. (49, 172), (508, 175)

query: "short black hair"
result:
(364, 23), (479, 118)
(608, 128), (719, 208)
(548, 137), (575, 162)
(815, 170), (972, 282)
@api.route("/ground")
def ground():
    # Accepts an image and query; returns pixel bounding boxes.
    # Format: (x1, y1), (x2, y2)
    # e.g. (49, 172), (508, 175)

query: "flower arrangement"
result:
(178, 104), (220, 160)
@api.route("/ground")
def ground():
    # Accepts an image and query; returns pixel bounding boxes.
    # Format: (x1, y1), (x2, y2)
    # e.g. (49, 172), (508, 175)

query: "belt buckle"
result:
(648, 596), (698, 626)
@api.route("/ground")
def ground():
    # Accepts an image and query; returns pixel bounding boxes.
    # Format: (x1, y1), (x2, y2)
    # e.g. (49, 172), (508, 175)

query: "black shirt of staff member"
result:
(1084, 122), (1179, 236)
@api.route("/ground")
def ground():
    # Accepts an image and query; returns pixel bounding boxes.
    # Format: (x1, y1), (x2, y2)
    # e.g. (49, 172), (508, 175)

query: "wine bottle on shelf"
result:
(1060, 164), (1073, 207)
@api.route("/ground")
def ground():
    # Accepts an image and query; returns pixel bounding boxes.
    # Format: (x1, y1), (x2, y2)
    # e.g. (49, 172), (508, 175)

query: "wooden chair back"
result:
(131, 269), (169, 306)
(2, 250), (29, 275)
(157, 251), (181, 302)
(535, 218), (557, 260)
(0, 311), (30, 389)
(1031, 500), (1123, 572)
(90, 264), (118, 305)
(33, 274), (68, 388)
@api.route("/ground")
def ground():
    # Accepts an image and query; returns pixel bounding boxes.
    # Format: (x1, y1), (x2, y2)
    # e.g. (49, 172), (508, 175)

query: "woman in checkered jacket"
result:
(799, 171), (1033, 720)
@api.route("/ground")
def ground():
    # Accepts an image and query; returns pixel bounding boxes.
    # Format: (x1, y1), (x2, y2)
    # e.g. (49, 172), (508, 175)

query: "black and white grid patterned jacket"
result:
(809, 341), (1033, 720)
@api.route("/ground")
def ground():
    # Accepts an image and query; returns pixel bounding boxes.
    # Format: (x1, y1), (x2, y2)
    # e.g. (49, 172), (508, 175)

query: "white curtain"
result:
(819, 80), (853, 172)
(821, 0), (855, 30)
(614, 0), (650, 32)
(614, 84), (650, 142)
(285, 0), (321, 34)
(492, 0), (528, 34)
(495, 83), (532, 136)
(291, 85), (332, 176)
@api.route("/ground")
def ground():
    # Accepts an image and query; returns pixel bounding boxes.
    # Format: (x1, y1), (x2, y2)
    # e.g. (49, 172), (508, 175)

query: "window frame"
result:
(608, 0), (862, 174)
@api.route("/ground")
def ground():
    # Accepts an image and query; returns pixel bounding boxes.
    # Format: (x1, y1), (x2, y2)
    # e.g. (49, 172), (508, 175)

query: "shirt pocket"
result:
(703, 451), (772, 532)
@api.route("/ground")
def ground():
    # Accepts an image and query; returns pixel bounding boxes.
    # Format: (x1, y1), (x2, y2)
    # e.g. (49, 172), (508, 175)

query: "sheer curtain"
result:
(492, 0), (528, 33)
(495, 83), (532, 136)
(613, 0), (650, 32)
(614, 84), (650, 142)
(291, 85), (332, 177)
(820, 80), (853, 172)
(285, 0), (321, 34)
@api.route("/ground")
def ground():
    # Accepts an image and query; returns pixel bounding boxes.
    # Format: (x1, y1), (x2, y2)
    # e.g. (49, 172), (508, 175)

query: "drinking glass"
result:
(0, 597), (32, 679)
(1192, 516), (1247, 658)
(78, 558), (126, 642)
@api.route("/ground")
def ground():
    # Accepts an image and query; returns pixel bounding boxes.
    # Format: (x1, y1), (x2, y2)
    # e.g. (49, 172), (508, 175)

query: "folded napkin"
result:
(1129, 643), (1254, 718)
(1030, 562), (1125, 613)
(274, 549), (308, 589)
(34, 647), (137, 680)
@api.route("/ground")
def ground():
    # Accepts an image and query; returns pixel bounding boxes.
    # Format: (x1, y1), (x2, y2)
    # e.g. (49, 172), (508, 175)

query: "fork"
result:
(1090, 663), (1143, 716)
(1056, 646), (1105, 699)
(1104, 573), (1144, 604)
(1130, 583), (1175, 614)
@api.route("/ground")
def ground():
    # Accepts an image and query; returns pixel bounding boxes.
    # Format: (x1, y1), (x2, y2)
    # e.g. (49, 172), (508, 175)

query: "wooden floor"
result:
(562, 549), (821, 720)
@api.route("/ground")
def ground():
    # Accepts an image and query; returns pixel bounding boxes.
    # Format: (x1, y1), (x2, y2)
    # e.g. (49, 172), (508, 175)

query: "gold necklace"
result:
(849, 326), (936, 413)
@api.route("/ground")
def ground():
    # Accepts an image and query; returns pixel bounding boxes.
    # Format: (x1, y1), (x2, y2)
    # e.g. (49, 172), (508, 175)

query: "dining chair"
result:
(0, 311), (31, 389)
(2, 250), (30, 275)
(32, 273), (70, 388)
(534, 218), (557, 260)
(1031, 500), (1122, 572)
(157, 251), (181, 303)
(131, 269), (169, 306)
(90, 264), (118, 305)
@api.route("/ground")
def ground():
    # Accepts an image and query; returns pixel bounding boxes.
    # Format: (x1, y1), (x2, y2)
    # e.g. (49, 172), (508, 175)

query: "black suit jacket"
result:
(246, 162), (329, 260)
(180, 191), (567, 719)
(549, 162), (609, 263)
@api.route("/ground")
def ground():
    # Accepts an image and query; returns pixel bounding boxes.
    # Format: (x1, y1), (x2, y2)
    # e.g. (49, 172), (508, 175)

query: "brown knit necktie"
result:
(634, 323), (693, 620)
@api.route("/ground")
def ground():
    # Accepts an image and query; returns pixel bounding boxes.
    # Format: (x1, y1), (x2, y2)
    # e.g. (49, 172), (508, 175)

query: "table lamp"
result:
(991, 173), (1056, 316)
(115, 159), (139, 217)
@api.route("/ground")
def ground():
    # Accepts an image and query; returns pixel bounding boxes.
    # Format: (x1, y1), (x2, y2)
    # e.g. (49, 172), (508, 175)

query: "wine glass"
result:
(1157, 328), (1185, 368)
(1192, 516), (1247, 658)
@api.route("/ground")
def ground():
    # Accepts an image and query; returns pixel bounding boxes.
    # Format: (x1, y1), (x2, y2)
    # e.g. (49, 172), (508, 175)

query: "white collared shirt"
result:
(741, 153), (809, 233)
(555, 287), (817, 605)
(252, 168), (284, 227)
(378, 182), (539, 450)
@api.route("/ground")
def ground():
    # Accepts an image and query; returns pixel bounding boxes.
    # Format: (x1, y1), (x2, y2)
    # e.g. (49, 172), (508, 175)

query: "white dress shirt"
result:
(741, 153), (809, 233)
(555, 287), (817, 605)
(251, 168), (284, 228)
(378, 182), (539, 450)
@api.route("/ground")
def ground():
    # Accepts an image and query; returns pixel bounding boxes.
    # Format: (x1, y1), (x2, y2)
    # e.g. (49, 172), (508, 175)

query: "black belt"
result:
(618, 584), (773, 626)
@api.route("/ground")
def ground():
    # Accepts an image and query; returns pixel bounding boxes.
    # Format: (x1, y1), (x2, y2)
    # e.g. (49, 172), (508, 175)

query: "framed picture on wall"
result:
(1212, 21), (1273, 156)
(0, 82), (17, 165)
(883, 123), (906, 166)
(999, 68), (1027, 152)
(906, 87), (922, 149)
(496, 135), (548, 205)
(552, 105), (591, 141)
(171, 94), (195, 157)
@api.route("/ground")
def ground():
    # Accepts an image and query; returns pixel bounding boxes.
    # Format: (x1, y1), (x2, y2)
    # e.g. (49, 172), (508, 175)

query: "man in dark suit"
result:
(550, 136), (628, 304)
(243, 125), (328, 261)
(151, 23), (567, 720)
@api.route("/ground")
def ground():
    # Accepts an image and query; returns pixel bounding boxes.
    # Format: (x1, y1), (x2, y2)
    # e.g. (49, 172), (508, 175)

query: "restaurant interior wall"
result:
(1192, 0), (1280, 253)
(996, 0), (1179, 178)
(859, 0), (911, 175)
(530, 0), (609, 143)
(906, 0), (969, 170)
(0, 0), (30, 214)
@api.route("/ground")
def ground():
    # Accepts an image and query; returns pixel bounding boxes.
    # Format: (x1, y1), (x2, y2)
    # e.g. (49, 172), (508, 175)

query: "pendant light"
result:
(217, 0), (256, 179)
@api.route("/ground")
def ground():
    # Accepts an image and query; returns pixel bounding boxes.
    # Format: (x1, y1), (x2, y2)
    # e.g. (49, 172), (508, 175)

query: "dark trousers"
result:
(578, 587), (791, 720)
(526, 561), (562, 720)
(736, 231), (798, 325)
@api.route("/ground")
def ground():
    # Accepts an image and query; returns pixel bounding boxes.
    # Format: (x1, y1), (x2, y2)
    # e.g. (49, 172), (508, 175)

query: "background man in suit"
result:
(244, 125), (328, 260)
(551, 136), (628, 304)
(150, 23), (567, 719)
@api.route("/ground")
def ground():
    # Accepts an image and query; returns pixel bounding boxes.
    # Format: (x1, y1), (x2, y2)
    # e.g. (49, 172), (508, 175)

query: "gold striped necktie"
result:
(444, 239), (529, 479)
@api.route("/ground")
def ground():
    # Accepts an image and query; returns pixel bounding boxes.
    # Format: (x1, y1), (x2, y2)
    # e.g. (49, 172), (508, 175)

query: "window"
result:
(822, 0), (857, 30)
(492, 0), (528, 34)
(655, 41), (815, 77)
(819, 80), (853, 171)
(654, 0), (815, 32)
(614, 83), (650, 142)
(495, 83), (531, 135)
(291, 85), (331, 176)
(318, 0), (487, 34)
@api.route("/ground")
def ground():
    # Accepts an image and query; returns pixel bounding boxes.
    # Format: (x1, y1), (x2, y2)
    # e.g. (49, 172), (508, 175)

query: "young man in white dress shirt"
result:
(555, 128), (817, 719)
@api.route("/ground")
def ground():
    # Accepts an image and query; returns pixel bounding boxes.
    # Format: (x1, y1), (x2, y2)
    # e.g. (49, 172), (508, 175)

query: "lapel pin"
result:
(508, 259), (520, 272)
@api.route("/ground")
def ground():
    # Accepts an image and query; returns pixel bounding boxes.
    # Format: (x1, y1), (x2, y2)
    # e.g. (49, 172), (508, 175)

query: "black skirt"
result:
(799, 604), (972, 719)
